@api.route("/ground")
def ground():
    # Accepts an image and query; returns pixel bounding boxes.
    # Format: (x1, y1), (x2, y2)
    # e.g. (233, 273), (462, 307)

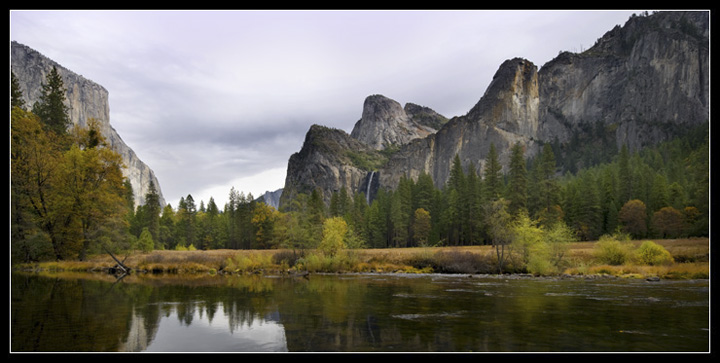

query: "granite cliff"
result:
(280, 11), (709, 209)
(350, 94), (446, 150)
(11, 41), (165, 208)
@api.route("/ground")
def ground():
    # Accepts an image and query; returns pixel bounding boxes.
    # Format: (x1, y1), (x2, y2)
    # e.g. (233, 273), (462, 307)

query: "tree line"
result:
(123, 123), (707, 257)
(11, 68), (709, 264)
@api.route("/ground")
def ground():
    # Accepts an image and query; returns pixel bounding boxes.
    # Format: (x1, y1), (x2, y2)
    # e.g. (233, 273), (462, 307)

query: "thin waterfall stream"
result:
(366, 171), (375, 205)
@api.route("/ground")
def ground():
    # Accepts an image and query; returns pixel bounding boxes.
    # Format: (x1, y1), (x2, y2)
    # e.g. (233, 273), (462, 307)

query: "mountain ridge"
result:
(279, 10), (709, 209)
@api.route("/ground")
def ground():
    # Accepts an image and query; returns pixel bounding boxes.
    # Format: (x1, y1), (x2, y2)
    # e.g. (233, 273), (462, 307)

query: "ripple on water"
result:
(392, 311), (466, 321)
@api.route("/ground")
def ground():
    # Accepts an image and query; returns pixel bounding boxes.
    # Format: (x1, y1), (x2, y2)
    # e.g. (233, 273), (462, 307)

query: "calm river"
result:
(11, 272), (709, 353)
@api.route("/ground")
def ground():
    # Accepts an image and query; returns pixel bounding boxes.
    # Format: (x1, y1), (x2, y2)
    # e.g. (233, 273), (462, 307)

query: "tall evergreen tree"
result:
(32, 66), (70, 135)
(144, 180), (161, 241)
(483, 144), (503, 202)
(365, 189), (390, 248)
(307, 189), (326, 245)
(414, 171), (435, 213)
(507, 142), (528, 216)
(618, 144), (632, 204)
(11, 72), (26, 110)
(599, 166), (619, 235)
(464, 162), (482, 244)
(158, 204), (176, 249)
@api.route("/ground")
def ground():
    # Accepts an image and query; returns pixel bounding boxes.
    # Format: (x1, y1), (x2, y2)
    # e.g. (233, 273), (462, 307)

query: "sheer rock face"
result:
(281, 11), (708, 208)
(11, 41), (165, 208)
(537, 11), (709, 151)
(350, 95), (440, 150)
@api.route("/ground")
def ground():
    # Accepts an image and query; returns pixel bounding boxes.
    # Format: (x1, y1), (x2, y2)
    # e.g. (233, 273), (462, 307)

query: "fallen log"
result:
(103, 246), (132, 274)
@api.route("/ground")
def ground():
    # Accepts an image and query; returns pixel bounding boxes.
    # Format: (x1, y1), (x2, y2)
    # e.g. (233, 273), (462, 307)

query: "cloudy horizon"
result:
(10, 10), (644, 208)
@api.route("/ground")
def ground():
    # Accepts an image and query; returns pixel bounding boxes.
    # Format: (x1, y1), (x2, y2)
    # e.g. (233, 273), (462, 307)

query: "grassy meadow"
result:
(15, 237), (709, 280)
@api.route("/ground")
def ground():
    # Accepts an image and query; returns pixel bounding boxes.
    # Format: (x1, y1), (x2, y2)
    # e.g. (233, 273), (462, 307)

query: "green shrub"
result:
(224, 253), (272, 273)
(593, 235), (631, 265)
(634, 240), (674, 266)
(526, 243), (556, 275)
(299, 253), (356, 273)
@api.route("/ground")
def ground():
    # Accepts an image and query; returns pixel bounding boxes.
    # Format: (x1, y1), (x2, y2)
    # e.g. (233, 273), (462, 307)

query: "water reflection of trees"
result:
(12, 274), (709, 352)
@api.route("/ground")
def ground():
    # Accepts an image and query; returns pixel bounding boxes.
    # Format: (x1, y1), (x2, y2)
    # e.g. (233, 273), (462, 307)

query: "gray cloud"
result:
(10, 10), (640, 207)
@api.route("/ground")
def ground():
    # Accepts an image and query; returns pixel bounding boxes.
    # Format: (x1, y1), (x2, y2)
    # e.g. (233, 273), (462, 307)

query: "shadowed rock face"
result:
(281, 11), (708, 209)
(11, 41), (165, 208)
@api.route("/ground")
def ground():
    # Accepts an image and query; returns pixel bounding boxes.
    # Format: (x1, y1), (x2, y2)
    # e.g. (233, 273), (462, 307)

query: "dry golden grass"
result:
(20, 238), (709, 279)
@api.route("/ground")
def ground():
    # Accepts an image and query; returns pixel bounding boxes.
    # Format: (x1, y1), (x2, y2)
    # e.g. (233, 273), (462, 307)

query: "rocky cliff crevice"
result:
(11, 41), (165, 208)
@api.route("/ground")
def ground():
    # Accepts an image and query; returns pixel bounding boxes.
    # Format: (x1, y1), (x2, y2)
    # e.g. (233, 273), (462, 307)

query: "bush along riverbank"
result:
(13, 237), (709, 281)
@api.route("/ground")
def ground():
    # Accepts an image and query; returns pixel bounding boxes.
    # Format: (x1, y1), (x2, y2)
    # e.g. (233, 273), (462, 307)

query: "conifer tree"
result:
(414, 171), (435, 213)
(618, 144), (632, 204)
(11, 72), (26, 110)
(144, 180), (161, 241)
(307, 189), (326, 245)
(464, 162), (482, 244)
(530, 143), (562, 226)
(507, 142), (528, 216)
(483, 144), (503, 202)
(32, 66), (70, 135)
(396, 175), (414, 245)
(158, 204), (176, 249)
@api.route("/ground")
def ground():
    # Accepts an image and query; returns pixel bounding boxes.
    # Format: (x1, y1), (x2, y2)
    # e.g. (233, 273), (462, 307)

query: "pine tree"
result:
(599, 166), (619, 235)
(448, 154), (466, 193)
(11, 72), (26, 110)
(507, 142), (528, 216)
(307, 189), (326, 245)
(158, 204), (175, 249)
(483, 144), (503, 202)
(412, 208), (432, 247)
(464, 162), (482, 244)
(32, 66), (70, 135)
(529, 143), (562, 225)
(575, 172), (602, 240)
(396, 175), (414, 246)
(618, 144), (632, 204)
(539, 143), (560, 210)
(648, 174), (669, 213)
(414, 171), (435, 213)
(144, 180), (161, 242)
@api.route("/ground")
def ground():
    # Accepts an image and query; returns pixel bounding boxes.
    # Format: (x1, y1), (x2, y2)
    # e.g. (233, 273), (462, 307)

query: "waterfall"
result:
(366, 171), (375, 205)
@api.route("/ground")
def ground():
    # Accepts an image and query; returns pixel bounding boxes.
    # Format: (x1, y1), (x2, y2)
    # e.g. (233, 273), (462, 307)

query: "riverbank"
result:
(14, 238), (709, 280)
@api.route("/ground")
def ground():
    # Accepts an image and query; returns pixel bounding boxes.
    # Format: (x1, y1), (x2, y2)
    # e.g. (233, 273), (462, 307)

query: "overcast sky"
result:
(10, 9), (642, 208)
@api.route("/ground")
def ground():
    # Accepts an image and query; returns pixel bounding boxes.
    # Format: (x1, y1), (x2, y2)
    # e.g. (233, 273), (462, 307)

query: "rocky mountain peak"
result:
(467, 58), (539, 137)
(350, 94), (439, 150)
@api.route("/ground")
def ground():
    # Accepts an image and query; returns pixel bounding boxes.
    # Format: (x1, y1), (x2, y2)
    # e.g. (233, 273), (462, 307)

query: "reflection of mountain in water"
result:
(11, 274), (710, 352)
(139, 304), (288, 352)
(119, 307), (158, 352)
